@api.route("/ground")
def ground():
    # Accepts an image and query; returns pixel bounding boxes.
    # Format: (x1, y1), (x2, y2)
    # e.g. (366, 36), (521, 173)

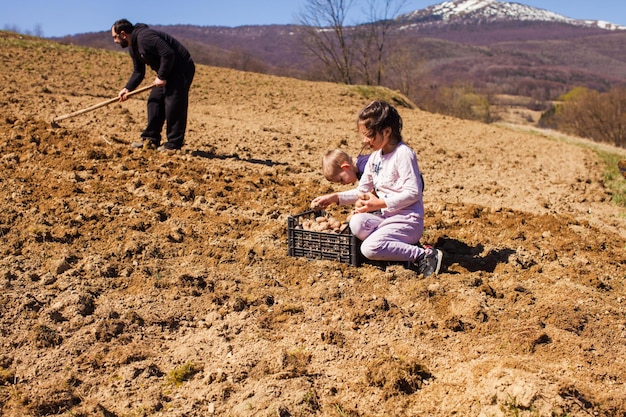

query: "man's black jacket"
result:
(125, 24), (193, 91)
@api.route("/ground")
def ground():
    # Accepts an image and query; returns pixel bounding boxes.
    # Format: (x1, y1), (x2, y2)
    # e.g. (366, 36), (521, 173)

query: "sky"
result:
(2, 0), (625, 38)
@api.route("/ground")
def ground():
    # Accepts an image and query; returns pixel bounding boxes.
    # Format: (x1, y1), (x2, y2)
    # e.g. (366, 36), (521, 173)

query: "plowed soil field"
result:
(1, 32), (626, 417)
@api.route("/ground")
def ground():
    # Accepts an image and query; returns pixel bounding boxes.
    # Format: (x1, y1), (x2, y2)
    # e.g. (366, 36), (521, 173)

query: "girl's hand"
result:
(354, 191), (384, 213)
(311, 193), (338, 210)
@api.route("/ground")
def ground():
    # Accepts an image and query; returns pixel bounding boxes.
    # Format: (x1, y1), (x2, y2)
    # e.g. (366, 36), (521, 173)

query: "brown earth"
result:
(1, 32), (626, 417)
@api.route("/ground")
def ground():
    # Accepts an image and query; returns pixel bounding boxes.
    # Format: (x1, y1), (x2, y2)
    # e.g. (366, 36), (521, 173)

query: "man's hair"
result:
(112, 19), (134, 34)
(322, 149), (353, 181)
(357, 100), (403, 144)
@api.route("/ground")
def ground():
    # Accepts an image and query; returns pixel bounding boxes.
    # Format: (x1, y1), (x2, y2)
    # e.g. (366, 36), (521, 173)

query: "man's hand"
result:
(154, 77), (166, 87)
(118, 88), (130, 102)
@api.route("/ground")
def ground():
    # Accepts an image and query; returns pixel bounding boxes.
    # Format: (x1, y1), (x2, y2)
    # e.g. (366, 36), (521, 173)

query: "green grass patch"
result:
(349, 85), (415, 109)
(597, 151), (626, 208)
(166, 362), (201, 386)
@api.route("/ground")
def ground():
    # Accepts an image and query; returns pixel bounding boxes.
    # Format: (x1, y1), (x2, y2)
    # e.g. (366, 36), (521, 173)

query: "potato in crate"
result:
(287, 210), (361, 266)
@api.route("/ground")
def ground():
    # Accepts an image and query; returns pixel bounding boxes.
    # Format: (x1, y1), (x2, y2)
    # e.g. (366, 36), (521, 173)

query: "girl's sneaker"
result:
(415, 246), (443, 277)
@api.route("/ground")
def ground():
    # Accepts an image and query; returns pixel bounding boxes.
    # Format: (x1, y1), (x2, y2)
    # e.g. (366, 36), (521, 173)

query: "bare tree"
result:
(356, 0), (407, 86)
(297, 0), (356, 84)
(29, 24), (44, 38)
(298, 0), (410, 88)
(385, 43), (422, 97)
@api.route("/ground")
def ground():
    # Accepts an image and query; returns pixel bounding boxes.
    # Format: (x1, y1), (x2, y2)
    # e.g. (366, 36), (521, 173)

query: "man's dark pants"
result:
(142, 61), (195, 149)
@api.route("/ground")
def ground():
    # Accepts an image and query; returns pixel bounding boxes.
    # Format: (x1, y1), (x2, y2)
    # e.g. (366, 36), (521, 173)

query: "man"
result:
(112, 19), (195, 151)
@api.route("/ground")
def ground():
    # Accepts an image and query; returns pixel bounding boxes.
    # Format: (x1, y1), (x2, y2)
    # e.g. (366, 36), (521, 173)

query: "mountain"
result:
(397, 0), (626, 31)
(54, 0), (626, 104)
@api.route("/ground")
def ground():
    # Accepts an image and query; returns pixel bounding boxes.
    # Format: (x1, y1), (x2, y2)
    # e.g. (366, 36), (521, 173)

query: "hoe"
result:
(51, 84), (155, 128)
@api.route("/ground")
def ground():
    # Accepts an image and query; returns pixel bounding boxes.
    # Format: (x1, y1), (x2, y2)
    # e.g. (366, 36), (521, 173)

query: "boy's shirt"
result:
(356, 154), (370, 179)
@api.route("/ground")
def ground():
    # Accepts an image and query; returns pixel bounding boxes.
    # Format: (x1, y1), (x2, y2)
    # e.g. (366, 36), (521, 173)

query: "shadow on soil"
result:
(361, 237), (515, 275)
(191, 149), (288, 167)
(436, 236), (515, 273)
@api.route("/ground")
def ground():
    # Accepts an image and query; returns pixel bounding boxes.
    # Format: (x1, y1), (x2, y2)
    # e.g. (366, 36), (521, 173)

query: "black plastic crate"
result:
(287, 210), (361, 266)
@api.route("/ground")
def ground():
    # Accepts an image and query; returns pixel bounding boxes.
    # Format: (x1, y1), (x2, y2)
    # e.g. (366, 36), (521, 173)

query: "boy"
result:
(322, 149), (369, 185)
(322, 148), (424, 188)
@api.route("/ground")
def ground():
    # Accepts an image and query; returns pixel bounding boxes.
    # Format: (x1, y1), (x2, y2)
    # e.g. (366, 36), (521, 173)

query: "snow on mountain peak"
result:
(398, 0), (626, 31)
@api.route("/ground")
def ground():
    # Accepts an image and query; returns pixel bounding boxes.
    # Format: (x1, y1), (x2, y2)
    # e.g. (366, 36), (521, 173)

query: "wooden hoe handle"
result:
(52, 84), (156, 124)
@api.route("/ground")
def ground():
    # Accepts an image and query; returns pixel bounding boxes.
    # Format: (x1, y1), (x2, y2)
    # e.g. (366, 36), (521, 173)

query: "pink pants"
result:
(349, 212), (425, 262)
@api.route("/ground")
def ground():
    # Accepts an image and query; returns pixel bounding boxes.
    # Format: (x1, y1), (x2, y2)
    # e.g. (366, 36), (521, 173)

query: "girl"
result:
(311, 100), (442, 276)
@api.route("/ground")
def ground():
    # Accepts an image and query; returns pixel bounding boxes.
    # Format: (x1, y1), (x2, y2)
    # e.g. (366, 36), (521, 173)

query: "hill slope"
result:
(1, 32), (626, 417)
(57, 3), (626, 100)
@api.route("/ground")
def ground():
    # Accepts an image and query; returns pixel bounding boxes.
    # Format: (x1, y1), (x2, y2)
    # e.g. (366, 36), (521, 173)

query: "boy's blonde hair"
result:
(322, 149), (353, 181)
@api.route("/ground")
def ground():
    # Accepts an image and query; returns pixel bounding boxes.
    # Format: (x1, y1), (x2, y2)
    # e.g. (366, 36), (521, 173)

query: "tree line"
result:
(540, 87), (626, 149)
(297, 0), (626, 149)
